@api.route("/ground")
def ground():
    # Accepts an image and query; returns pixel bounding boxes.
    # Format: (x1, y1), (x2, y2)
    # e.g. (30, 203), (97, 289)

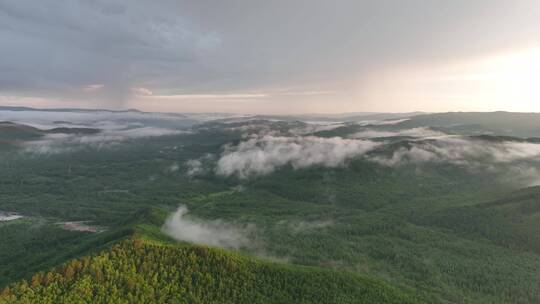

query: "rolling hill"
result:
(0, 121), (100, 142)
(0, 234), (419, 304)
(397, 112), (540, 137)
(2, 111), (540, 303)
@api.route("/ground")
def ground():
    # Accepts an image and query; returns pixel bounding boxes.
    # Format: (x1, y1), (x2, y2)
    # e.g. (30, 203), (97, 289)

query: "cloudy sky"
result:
(1, 0), (540, 114)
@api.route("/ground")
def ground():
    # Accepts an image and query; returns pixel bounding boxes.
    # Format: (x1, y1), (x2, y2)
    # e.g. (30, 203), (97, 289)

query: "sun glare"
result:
(470, 47), (540, 111)
(363, 47), (540, 112)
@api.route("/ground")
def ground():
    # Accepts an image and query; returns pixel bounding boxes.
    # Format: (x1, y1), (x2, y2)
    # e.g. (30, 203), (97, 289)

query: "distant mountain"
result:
(0, 121), (100, 142)
(245, 112), (424, 123)
(47, 127), (101, 135)
(0, 107), (200, 130)
(0, 106), (143, 114)
(0, 122), (45, 141)
(398, 112), (540, 137)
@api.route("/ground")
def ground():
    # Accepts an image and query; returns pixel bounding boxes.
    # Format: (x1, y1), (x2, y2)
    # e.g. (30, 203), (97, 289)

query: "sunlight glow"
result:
(361, 47), (540, 112)
(453, 47), (540, 111)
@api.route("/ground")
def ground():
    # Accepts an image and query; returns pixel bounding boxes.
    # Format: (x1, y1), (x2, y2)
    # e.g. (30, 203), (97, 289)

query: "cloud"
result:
(82, 84), (105, 92)
(0, 108), (200, 154)
(148, 93), (268, 99)
(371, 137), (540, 167)
(185, 159), (203, 177)
(162, 205), (251, 249)
(502, 165), (540, 187)
(132, 87), (153, 96)
(350, 127), (445, 139)
(288, 220), (333, 234)
(23, 127), (189, 154)
(216, 135), (380, 178)
(0, 0), (222, 106)
(0, 109), (199, 130)
(357, 118), (411, 126)
(166, 162), (180, 173)
(4, 1), (540, 112)
(212, 128), (540, 186)
(290, 123), (346, 136)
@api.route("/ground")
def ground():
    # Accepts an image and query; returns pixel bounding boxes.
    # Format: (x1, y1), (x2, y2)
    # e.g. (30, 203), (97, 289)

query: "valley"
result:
(1, 109), (540, 303)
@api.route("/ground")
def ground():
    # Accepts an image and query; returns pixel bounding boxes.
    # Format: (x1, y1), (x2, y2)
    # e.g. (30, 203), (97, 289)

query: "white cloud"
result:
(23, 127), (189, 154)
(132, 87), (153, 96)
(216, 135), (380, 178)
(288, 220), (333, 234)
(502, 165), (540, 187)
(82, 84), (105, 92)
(185, 159), (204, 177)
(0, 109), (199, 130)
(148, 93), (267, 99)
(166, 162), (180, 173)
(162, 205), (251, 249)
(371, 137), (540, 167)
(290, 123), (346, 136)
(357, 118), (411, 126)
(350, 127), (445, 139)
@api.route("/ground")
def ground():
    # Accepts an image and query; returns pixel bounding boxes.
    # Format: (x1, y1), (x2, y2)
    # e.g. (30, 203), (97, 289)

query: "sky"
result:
(1, 0), (540, 114)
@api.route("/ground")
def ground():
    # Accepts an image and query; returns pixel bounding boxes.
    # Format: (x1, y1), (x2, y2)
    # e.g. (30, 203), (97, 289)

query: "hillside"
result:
(398, 112), (540, 137)
(418, 186), (540, 255)
(0, 237), (419, 304)
(0, 121), (100, 142)
(2, 111), (540, 303)
(0, 122), (44, 141)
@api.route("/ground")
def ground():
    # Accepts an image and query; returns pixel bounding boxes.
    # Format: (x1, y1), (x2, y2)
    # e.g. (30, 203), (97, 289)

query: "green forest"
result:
(0, 237), (418, 304)
(2, 111), (540, 303)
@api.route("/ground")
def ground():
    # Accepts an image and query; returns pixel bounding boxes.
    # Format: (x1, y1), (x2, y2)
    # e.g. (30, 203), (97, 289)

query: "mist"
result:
(216, 135), (380, 178)
(23, 127), (189, 154)
(350, 127), (445, 139)
(162, 205), (251, 249)
(371, 137), (540, 166)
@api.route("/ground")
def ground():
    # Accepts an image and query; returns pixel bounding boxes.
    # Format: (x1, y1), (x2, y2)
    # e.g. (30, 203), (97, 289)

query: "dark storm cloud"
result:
(1, 0), (540, 109)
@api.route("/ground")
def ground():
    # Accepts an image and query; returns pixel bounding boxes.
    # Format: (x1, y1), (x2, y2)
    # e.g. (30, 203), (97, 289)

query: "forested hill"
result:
(398, 112), (540, 137)
(0, 238), (420, 304)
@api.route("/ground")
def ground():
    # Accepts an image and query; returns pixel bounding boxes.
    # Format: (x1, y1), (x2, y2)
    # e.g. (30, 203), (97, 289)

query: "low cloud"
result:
(369, 137), (540, 186)
(185, 159), (204, 177)
(372, 137), (540, 167)
(132, 87), (153, 96)
(290, 123), (346, 136)
(166, 162), (180, 173)
(185, 154), (215, 178)
(502, 165), (540, 187)
(216, 135), (380, 178)
(82, 84), (105, 92)
(23, 127), (188, 154)
(288, 220), (333, 234)
(358, 118), (411, 126)
(0, 109), (198, 130)
(350, 127), (445, 139)
(224, 123), (280, 137)
(162, 205), (251, 249)
(368, 137), (540, 187)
